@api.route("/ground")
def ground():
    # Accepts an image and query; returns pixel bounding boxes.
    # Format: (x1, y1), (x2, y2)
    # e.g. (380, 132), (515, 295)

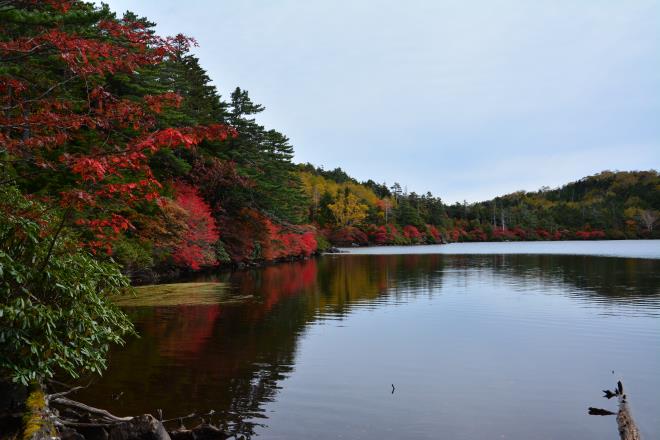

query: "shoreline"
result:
(130, 238), (660, 286)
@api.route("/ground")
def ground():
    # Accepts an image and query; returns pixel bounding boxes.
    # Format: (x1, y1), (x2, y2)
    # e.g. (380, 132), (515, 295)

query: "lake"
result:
(77, 241), (660, 439)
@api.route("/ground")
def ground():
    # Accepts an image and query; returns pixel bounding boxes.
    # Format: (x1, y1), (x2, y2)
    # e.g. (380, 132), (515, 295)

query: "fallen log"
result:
(588, 380), (641, 440)
(617, 394), (640, 440)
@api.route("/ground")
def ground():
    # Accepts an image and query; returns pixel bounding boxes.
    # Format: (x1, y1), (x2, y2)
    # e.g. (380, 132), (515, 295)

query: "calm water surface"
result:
(77, 242), (660, 439)
(340, 239), (660, 259)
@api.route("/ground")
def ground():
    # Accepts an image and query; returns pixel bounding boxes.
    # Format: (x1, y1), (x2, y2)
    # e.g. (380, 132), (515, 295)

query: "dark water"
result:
(77, 252), (660, 439)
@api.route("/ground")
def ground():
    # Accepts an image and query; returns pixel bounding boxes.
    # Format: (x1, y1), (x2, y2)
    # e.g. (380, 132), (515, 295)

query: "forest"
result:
(0, 0), (659, 386)
(298, 164), (659, 245)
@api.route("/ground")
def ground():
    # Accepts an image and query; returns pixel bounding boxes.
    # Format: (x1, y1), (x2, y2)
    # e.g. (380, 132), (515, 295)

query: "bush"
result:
(314, 233), (332, 252)
(328, 227), (369, 246)
(0, 186), (134, 384)
(425, 225), (442, 243)
(402, 225), (423, 243)
(112, 237), (154, 272)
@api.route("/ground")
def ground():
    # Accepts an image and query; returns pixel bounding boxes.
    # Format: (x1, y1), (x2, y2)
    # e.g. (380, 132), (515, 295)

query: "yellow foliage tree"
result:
(328, 191), (368, 226)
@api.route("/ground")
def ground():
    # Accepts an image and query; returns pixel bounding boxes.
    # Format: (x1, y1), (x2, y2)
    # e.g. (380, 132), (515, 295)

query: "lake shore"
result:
(130, 239), (660, 285)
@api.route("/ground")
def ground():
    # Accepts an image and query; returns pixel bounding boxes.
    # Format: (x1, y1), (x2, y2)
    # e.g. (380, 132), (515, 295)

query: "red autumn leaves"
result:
(171, 183), (220, 270)
(1, 1), (281, 269)
(262, 219), (317, 261)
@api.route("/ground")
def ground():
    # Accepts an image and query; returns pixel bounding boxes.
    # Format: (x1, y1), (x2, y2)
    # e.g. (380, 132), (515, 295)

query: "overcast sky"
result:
(101, 0), (659, 203)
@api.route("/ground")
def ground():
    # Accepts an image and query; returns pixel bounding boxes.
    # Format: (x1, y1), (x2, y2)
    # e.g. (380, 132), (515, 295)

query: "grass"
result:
(113, 282), (244, 307)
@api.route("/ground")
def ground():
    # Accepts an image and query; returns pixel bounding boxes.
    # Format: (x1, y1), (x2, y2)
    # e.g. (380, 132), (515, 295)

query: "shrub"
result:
(328, 227), (369, 246)
(402, 225), (423, 243)
(425, 225), (442, 243)
(314, 233), (332, 252)
(171, 182), (220, 270)
(0, 186), (134, 384)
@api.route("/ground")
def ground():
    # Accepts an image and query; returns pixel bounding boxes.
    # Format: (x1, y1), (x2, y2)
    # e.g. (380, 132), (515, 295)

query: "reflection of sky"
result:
(341, 239), (660, 259)
(100, 0), (660, 203)
(265, 262), (660, 439)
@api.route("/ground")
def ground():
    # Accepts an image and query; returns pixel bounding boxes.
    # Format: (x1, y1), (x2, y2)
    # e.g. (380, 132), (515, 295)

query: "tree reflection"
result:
(74, 253), (659, 437)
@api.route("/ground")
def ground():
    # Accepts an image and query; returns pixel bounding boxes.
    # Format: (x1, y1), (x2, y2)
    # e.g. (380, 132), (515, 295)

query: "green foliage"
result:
(314, 234), (332, 252)
(214, 240), (232, 263)
(0, 186), (134, 385)
(447, 170), (660, 238)
(298, 164), (446, 230)
(149, 148), (193, 180)
(112, 238), (154, 272)
(394, 198), (425, 228)
(219, 88), (309, 223)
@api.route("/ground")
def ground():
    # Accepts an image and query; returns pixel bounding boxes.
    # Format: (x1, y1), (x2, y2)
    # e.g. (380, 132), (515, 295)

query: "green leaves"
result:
(0, 186), (134, 384)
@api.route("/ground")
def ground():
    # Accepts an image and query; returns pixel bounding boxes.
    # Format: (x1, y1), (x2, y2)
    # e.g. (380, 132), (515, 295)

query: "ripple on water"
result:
(73, 251), (660, 440)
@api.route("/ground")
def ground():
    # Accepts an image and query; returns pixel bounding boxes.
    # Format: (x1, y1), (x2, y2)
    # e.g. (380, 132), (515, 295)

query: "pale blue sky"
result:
(101, 0), (660, 203)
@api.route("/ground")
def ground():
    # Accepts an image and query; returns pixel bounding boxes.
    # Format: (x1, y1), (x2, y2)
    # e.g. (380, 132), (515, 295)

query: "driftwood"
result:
(161, 409), (215, 424)
(50, 396), (133, 424)
(617, 397), (640, 440)
(42, 384), (232, 440)
(589, 380), (641, 440)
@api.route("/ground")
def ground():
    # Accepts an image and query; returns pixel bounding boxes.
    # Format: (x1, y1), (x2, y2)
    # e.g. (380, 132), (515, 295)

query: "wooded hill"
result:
(298, 166), (660, 245)
(444, 170), (660, 241)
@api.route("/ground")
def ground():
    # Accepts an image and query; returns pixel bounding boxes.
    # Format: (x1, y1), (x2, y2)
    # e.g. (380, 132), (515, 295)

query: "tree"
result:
(391, 182), (403, 201)
(0, 1), (235, 253)
(328, 190), (368, 227)
(378, 198), (393, 223)
(639, 210), (658, 233)
(0, 185), (133, 384)
(317, 191), (336, 227)
(395, 198), (424, 228)
(171, 182), (220, 270)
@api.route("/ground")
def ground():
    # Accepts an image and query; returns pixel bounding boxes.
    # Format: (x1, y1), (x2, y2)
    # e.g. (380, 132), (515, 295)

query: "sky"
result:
(100, 0), (660, 203)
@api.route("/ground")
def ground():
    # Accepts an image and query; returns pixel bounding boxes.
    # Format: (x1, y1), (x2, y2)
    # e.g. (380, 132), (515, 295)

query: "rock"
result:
(190, 423), (230, 440)
(168, 429), (194, 440)
(74, 426), (109, 440)
(108, 414), (170, 440)
(59, 428), (86, 440)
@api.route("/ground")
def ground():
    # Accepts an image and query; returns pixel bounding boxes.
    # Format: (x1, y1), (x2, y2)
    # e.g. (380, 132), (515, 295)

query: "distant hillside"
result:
(445, 170), (660, 239)
(296, 166), (660, 244)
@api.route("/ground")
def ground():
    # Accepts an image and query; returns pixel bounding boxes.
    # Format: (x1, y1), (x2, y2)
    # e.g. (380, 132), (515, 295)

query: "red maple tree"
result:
(0, 1), (235, 253)
(171, 182), (220, 270)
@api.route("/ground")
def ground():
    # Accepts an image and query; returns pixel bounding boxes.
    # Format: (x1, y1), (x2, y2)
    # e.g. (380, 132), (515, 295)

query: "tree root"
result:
(49, 396), (132, 424)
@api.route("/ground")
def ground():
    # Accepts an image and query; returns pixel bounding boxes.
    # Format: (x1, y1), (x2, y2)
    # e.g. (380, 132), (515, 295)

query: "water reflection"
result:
(75, 254), (660, 439)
